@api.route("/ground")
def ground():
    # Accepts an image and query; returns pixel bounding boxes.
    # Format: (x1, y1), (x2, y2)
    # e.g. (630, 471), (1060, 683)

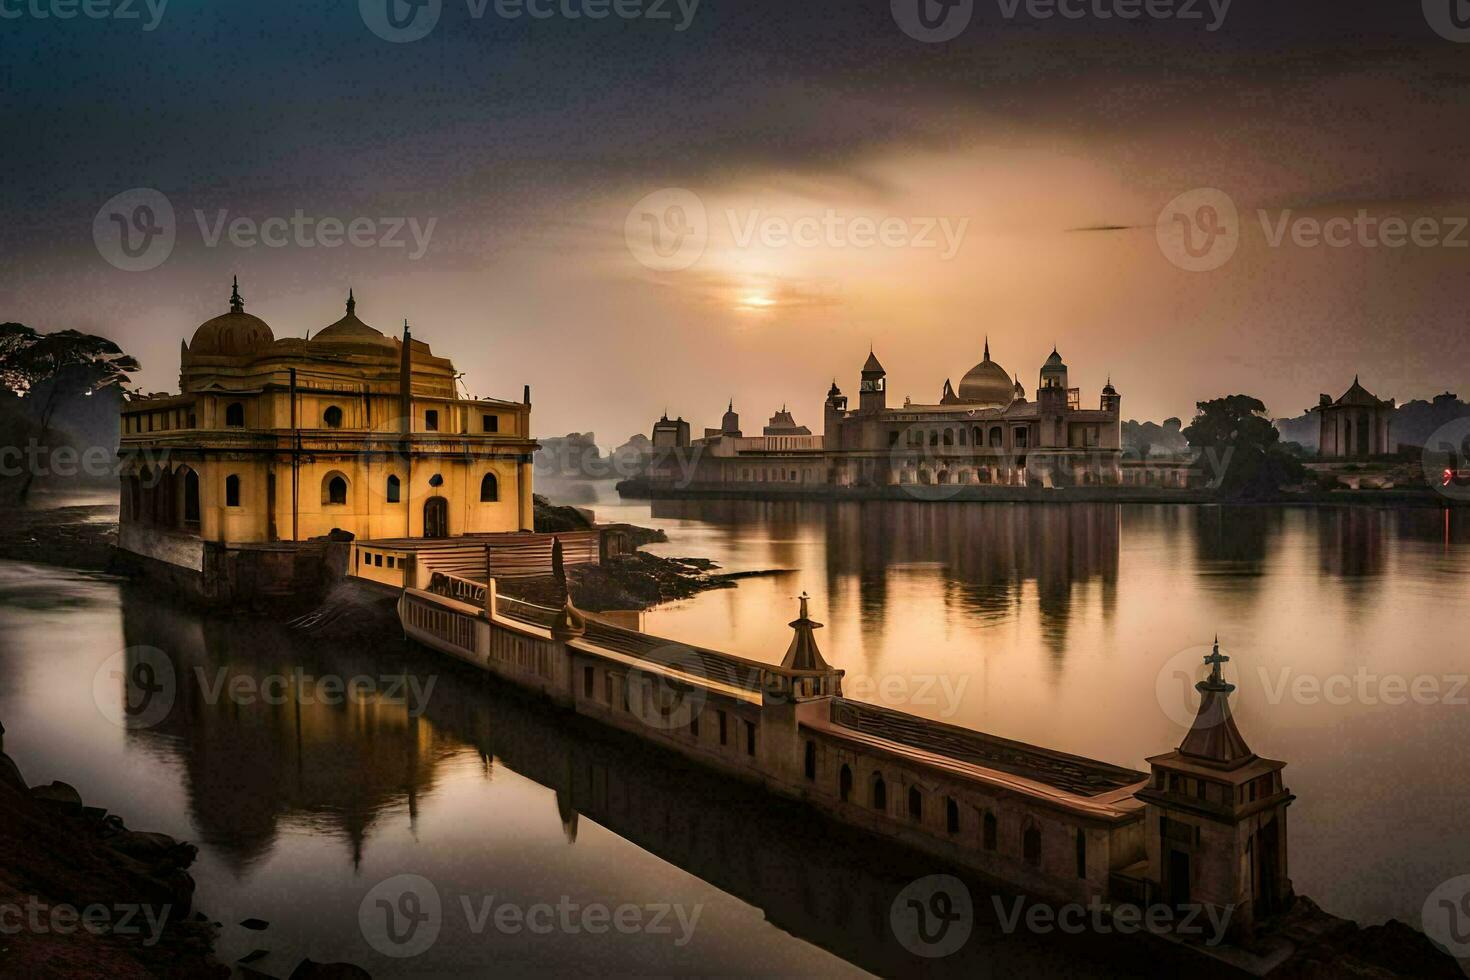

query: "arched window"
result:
(908, 786), (923, 822)
(958, 428), (967, 446)
(839, 764), (853, 802)
(989, 426), (1003, 448)
(928, 430), (939, 447)
(225, 402), (245, 428)
(480, 473), (499, 503)
(386, 475), (401, 503)
(181, 468), (200, 527)
(323, 473), (348, 506)
(804, 741), (816, 781)
(424, 409), (439, 432)
(983, 810), (997, 851)
(1015, 428), (1029, 449)
(943, 428), (954, 446)
(1023, 821), (1041, 866)
(225, 474), (241, 507)
(872, 773), (887, 812)
(946, 797), (960, 835)
(324, 405), (343, 428)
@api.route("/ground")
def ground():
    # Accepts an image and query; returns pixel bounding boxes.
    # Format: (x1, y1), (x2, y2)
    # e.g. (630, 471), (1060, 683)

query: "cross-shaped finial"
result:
(797, 591), (811, 620)
(1203, 635), (1230, 685)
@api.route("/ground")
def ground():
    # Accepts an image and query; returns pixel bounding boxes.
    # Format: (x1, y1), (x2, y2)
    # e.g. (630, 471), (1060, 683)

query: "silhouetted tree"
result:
(1185, 395), (1304, 498)
(0, 323), (139, 501)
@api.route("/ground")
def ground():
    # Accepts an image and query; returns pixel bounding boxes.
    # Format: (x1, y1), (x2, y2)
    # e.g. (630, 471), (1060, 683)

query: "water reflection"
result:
(111, 590), (1189, 978)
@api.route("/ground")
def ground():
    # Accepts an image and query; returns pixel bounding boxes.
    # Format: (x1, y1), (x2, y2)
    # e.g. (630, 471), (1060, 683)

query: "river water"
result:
(1, 495), (1466, 976)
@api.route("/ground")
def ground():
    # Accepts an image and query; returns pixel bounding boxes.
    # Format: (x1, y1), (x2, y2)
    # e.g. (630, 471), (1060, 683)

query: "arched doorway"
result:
(423, 496), (449, 538)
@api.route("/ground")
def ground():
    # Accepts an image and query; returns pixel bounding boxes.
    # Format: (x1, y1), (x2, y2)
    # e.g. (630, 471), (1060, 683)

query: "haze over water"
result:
(1, 497), (1467, 974)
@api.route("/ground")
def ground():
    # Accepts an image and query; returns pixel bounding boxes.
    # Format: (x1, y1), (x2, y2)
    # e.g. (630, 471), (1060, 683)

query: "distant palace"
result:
(643, 340), (1169, 495)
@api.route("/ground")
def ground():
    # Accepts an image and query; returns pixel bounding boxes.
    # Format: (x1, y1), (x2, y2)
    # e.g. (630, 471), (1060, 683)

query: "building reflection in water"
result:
(115, 587), (1194, 978)
(650, 500), (1120, 662)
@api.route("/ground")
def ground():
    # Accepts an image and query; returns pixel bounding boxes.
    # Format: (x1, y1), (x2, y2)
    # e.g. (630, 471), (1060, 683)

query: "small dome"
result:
(314, 290), (393, 347)
(1042, 347), (1068, 373)
(189, 279), (273, 355)
(957, 340), (1013, 405)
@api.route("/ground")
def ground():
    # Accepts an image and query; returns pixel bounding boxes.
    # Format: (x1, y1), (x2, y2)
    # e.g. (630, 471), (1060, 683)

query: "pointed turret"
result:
(781, 592), (831, 672)
(1178, 638), (1256, 768)
(229, 275), (245, 313)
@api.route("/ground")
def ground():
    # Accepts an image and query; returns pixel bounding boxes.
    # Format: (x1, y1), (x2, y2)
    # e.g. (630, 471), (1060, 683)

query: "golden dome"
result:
(189, 279), (273, 356)
(956, 339), (1013, 406)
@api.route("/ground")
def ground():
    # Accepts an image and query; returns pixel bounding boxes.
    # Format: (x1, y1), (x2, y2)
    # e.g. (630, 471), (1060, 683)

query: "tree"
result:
(1184, 395), (1304, 498)
(0, 323), (140, 502)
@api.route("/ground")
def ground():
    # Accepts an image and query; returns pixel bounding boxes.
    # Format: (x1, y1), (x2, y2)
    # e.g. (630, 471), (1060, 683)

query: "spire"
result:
(984, 335), (990, 361)
(1178, 637), (1256, 768)
(781, 592), (831, 672)
(229, 276), (244, 313)
(346, 288), (356, 316)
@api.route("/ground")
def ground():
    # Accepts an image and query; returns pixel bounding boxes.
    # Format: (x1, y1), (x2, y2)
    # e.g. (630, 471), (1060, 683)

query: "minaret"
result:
(399, 319), (413, 436)
(781, 592), (831, 672)
(1138, 639), (1295, 941)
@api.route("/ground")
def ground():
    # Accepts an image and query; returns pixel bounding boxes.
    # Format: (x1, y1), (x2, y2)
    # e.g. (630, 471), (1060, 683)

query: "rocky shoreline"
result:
(0, 724), (227, 978)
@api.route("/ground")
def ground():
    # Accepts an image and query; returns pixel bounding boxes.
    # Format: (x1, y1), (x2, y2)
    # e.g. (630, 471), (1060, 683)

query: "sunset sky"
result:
(2, 0), (1467, 442)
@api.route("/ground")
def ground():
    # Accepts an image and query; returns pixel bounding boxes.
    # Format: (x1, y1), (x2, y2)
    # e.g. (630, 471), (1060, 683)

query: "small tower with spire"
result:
(1137, 639), (1295, 940)
(859, 347), (887, 413)
(720, 399), (742, 437)
(229, 275), (245, 313)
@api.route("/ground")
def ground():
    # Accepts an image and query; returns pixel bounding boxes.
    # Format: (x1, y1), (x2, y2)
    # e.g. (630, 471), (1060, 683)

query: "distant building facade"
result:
(641, 340), (1123, 493)
(1310, 377), (1395, 458)
(117, 281), (537, 587)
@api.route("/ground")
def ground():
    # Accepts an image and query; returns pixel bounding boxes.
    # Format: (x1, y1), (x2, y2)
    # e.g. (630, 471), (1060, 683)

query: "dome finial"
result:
(984, 335), (990, 361)
(346, 288), (356, 316)
(229, 275), (244, 313)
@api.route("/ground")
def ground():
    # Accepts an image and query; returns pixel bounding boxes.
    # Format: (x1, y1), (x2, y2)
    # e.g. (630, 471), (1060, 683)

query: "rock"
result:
(30, 779), (83, 813)
(108, 829), (198, 867)
(289, 958), (372, 980)
(0, 752), (25, 793)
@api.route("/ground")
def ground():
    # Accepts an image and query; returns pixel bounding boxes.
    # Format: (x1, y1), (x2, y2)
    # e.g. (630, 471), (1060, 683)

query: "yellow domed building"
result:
(117, 279), (538, 596)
